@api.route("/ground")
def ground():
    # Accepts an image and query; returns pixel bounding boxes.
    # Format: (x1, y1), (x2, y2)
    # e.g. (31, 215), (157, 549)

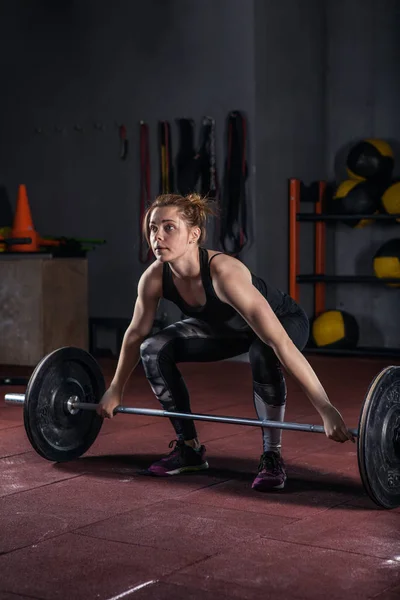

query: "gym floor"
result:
(1, 355), (400, 600)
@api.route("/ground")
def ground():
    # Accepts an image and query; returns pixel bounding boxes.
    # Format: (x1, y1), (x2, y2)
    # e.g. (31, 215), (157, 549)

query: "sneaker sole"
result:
(252, 477), (287, 491)
(167, 461), (209, 475)
(149, 461), (209, 477)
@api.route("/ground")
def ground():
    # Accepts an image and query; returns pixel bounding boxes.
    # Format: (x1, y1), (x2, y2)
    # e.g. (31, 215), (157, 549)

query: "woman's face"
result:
(149, 206), (199, 262)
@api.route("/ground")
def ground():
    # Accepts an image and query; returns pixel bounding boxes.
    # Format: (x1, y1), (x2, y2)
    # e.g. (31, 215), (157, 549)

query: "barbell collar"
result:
(4, 393), (25, 405)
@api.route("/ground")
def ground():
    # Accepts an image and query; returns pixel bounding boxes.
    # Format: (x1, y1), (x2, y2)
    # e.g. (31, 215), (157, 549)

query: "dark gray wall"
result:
(1, 0), (399, 348)
(254, 0), (326, 315)
(0, 0), (256, 322)
(253, 0), (400, 348)
(326, 0), (400, 347)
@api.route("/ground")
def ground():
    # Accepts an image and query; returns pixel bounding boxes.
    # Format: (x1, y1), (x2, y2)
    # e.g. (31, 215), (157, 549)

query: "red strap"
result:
(139, 122), (152, 263)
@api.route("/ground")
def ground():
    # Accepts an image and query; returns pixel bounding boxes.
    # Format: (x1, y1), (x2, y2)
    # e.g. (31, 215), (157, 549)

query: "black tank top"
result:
(162, 246), (297, 329)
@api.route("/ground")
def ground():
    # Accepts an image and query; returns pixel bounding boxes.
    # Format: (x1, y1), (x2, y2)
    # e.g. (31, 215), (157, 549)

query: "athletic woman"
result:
(97, 193), (354, 491)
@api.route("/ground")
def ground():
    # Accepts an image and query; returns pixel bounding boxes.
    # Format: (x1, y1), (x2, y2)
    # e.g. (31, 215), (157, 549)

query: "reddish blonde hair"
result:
(143, 193), (216, 246)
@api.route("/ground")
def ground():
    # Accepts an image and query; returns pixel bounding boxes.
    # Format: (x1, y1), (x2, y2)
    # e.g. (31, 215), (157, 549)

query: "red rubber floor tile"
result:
(373, 583), (400, 600)
(0, 593), (36, 600)
(85, 421), (174, 458)
(166, 536), (400, 600)
(342, 495), (400, 514)
(0, 475), (195, 554)
(76, 498), (297, 556)
(50, 460), (229, 514)
(0, 452), (81, 498)
(183, 469), (363, 519)
(287, 447), (360, 482)
(0, 533), (204, 600)
(0, 427), (31, 458)
(277, 503), (400, 558)
(0, 406), (23, 430)
(52, 431), (230, 491)
(130, 581), (239, 600)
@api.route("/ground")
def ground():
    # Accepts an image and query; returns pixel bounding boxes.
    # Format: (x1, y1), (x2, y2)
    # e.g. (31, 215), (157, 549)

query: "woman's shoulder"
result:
(206, 248), (250, 278)
(138, 260), (164, 295)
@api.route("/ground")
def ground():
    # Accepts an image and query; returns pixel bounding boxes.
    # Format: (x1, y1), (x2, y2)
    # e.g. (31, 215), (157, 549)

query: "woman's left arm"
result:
(212, 258), (354, 442)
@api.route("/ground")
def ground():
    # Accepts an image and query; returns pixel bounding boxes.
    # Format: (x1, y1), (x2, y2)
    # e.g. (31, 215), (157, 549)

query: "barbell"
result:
(4, 346), (400, 510)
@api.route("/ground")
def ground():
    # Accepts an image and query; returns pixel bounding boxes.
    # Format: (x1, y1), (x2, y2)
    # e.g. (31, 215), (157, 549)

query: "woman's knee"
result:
(249, 340), (280, 382)
(140, 320), (198, 365)
(140, 332), (175, 371)
(249, 340), (287, 404)
(140, 335), (157, 362)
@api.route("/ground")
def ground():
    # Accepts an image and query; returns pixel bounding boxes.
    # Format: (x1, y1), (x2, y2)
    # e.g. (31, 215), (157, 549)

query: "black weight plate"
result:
(23, 347), (105, 462)
(358, 365), (400, 509)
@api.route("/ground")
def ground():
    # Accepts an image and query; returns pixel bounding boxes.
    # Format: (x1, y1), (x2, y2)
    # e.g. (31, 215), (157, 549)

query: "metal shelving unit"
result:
(288, 178), (400, 358)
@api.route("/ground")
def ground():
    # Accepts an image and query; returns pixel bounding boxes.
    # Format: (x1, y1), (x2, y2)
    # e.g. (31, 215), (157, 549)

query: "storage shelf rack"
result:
(288, 178), (400, 358)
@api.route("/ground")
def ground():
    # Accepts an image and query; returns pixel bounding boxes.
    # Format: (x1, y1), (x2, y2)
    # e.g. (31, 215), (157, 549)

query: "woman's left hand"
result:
(320, 404), (356, 443)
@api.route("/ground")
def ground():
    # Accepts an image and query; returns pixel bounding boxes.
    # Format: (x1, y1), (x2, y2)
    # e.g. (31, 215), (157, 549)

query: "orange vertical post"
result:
(289, 178), (300, 302)
(314, 181), (326, 316)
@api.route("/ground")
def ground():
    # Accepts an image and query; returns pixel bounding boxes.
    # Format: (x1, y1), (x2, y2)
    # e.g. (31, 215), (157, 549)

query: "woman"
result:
(97, 193), (354, 492)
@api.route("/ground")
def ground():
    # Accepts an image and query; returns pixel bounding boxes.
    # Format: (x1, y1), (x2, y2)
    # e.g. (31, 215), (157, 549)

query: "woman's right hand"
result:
(321, 404), (355, 443)
(96, 387), (122, 419)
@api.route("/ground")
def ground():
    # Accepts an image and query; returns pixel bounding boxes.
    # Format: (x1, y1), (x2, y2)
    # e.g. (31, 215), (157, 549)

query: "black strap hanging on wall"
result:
(219, 110), (249, 257)
(198, 116), (219, 200)
(158, 121), (174, 194)
(139, 121), (152, 264)
(119, 124), (129, 160)
(176, 118), (200, 194)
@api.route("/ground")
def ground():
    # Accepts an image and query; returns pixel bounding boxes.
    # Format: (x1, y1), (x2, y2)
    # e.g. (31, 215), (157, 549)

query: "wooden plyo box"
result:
(0, 256), (88, 366)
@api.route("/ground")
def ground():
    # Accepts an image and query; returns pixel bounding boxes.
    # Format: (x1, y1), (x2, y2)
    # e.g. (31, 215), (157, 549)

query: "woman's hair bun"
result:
(186, 193), (204, 205)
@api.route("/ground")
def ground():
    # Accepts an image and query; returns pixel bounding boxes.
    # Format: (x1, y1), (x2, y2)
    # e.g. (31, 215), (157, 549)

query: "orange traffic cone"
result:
(11, 184), (38, 252)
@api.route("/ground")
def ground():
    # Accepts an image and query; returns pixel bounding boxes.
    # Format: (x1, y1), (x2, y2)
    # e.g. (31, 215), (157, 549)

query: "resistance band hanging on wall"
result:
(219, 110), (249, 257)
(119, 124), (129, 160)
(175, 116), (220, 199)
(139, 121), (152, 264)
(176, 118), (200, 195)
(197, 116), (220, 248)
(198, 116), (219, 200)
(158, 121), (174, 193)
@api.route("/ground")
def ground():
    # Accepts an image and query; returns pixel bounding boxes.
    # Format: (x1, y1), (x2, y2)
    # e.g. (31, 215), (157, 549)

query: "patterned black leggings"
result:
(140, 308), (309, 452)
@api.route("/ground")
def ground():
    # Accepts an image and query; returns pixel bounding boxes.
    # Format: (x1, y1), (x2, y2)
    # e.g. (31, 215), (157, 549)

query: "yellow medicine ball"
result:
(346, 139), (394, 182)
(380, 182), (400, 222)
(311, 310), (359, 349)
(373, 239), (400, 288)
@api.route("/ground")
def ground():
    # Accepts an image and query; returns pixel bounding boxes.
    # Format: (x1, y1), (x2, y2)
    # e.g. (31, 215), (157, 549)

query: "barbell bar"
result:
(5, 392), (358, 436)
(3, 346), (400, 510)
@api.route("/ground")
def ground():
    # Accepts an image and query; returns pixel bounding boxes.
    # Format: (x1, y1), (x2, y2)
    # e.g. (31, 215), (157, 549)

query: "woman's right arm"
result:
(107, 265), (162, 396)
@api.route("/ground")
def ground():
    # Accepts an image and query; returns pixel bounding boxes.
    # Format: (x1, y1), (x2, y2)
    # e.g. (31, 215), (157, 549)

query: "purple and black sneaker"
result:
(147, 439), (209, 477)
(252, 450), (287, 491)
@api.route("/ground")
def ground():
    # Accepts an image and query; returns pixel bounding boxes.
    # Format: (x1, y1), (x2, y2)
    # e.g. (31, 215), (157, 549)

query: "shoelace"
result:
(258, 452), (282, 474)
